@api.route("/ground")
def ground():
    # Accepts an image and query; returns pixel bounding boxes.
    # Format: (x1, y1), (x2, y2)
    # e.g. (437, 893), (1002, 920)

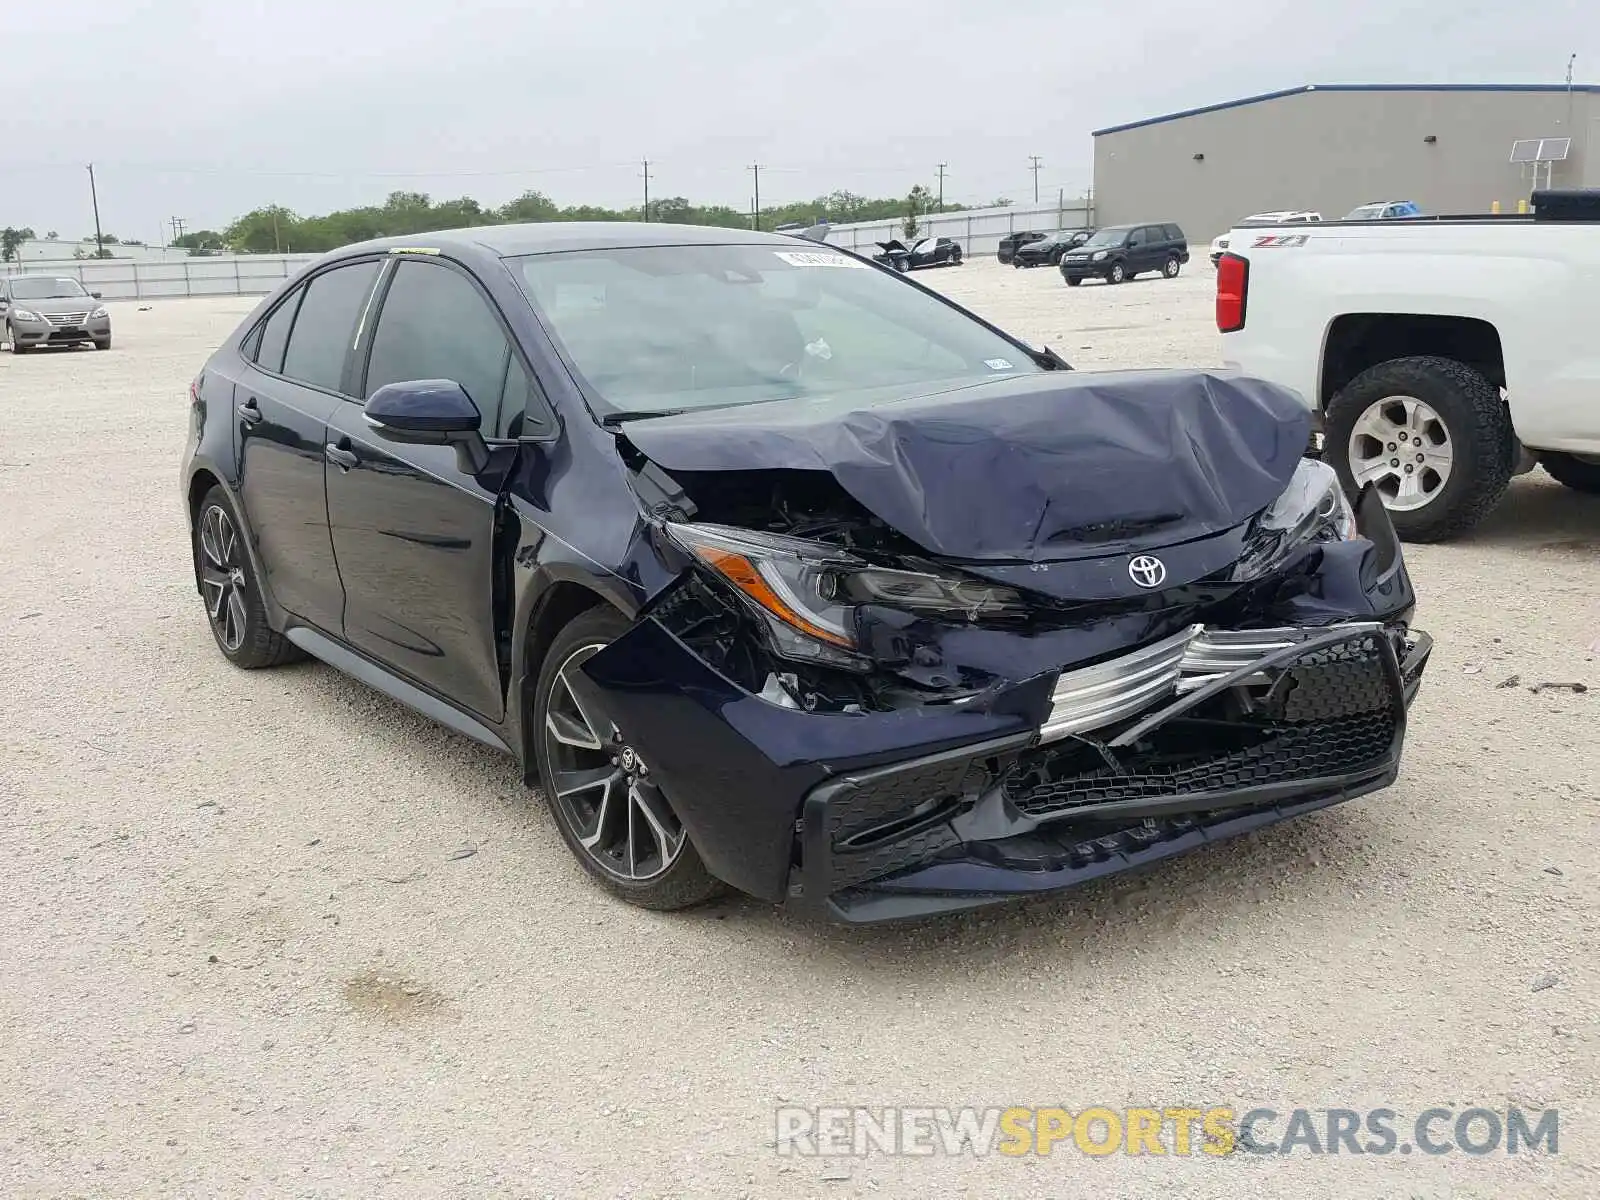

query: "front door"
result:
(324, 257), (530, 722)
(235, 258), (381, 631)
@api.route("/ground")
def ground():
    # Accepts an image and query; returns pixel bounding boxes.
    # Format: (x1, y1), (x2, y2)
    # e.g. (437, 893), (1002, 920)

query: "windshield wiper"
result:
(600, 409), (690, 427)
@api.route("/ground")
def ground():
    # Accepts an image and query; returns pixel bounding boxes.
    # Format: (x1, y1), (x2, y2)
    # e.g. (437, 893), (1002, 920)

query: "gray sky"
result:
(4, 0), (1593, 240)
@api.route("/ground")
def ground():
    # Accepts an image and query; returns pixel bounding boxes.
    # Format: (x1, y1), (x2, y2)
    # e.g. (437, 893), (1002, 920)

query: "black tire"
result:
(1012, 259), (1023, 269)
(192, 486), (303, 668)
(1540, 451), (1600, 494)
(1163, 256), (1181, 278)
(1064, 276), (1081, 287)
(10, 326), (29, 354)
(532, 607), (726, 912)
(1324, 356), (1514, 542)
(949, 246), (962, 265)
(94, 337), (111, 351)
(1107, 262), (1126, 284)
(894, 257), (910, 273)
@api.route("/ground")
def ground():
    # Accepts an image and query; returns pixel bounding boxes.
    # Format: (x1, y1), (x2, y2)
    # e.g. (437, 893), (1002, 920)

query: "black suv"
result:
(179, 223), (1428, 924)
(1011, 228), (1093, 268)
(1060, 223), (1188, 285)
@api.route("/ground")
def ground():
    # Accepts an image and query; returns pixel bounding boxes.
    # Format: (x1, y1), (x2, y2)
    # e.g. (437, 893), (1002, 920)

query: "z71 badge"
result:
(1251, 234), (1310, 248)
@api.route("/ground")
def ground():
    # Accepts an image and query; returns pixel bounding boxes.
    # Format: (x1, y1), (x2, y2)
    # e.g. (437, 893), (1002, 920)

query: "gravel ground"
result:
(1, 261), (1596, 1199)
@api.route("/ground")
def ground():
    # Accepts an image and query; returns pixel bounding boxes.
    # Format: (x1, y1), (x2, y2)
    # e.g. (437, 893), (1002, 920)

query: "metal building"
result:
(1091, 83), (1599, 242)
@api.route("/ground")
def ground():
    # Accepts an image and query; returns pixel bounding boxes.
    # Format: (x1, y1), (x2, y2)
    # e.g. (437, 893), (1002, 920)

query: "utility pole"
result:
(1567, 53), (1578, 140)
(87, 164), (104, 259)
(936, 162), (948, 212)
(1028, 155), (1043, 205)
(641, 158), (652, 222)
(170, 216), (187, 245)
(748, 163), (763, 231)
(271, 210), (281, 254)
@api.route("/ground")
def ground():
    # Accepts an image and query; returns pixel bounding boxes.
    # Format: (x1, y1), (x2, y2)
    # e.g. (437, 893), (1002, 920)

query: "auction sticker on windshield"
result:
(772, 251), (868, 268)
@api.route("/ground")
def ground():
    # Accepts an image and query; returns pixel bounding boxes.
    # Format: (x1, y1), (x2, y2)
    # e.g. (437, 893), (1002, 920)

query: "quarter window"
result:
(252, 288), (303, 374)
(281, 259), (380, 392)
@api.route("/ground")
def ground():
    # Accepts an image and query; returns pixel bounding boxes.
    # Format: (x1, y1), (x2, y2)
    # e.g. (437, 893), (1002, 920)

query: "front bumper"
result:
(1060, 257), (1110, 279)
(585, 614), (1431, 924)
(8, 312), (110, 346)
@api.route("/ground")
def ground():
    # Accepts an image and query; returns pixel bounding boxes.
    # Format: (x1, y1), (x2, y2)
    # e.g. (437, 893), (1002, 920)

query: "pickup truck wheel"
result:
(1540, 451), (1600, 494)
(1326, 356), (1513, 542)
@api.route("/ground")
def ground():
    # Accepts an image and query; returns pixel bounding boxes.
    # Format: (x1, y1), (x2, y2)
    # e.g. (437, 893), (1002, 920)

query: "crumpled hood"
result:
(621, 369), (1312, 562)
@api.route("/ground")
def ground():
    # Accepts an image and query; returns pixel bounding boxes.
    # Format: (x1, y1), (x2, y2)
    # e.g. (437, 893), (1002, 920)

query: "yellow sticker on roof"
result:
(388, 246), (442, 255)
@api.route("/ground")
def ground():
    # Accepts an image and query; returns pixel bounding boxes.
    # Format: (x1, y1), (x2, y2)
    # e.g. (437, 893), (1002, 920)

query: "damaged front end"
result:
(580, 447), (1431, 923)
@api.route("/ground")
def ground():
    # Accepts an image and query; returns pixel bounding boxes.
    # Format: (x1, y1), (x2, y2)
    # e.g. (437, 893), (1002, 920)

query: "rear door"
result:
(324, 255), (540, 721)
(235, 258), (382, 632)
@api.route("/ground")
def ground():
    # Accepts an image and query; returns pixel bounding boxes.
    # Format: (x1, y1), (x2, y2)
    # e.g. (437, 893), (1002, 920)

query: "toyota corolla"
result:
(180, 223), (1431, 923)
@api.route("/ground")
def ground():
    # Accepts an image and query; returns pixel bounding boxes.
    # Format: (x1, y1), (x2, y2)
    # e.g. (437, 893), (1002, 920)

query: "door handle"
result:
(239, 397), (264, 425)
(325, 443), (359, 470)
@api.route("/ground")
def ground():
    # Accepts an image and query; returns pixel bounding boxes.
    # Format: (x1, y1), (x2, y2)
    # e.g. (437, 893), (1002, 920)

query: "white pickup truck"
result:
(1217, 189), (1600, 541)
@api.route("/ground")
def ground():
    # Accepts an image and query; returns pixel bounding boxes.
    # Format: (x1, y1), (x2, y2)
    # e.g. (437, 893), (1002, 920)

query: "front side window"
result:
(10, 277), (88, 300)
(512, 243), (1039, 417)
(363, 259), (514, 437)
(281, 260), (380, 392)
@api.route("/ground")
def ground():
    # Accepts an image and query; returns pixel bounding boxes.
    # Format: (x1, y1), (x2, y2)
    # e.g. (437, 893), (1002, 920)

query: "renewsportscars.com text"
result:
(774, 1105), (1559, 1158)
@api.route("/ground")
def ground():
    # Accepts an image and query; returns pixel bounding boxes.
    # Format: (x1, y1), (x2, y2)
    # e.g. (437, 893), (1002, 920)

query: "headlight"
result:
(665, 522), (1026, 668)
(1091, 250), (1108, 261)
(11, 308), (41, 322)
(89, 306), (108, 319)
(1232, 458), (1358, 579)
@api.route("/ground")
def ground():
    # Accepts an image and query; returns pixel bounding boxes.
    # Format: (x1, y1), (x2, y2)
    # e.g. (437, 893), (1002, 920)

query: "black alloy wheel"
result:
(533, 608), (724, 910)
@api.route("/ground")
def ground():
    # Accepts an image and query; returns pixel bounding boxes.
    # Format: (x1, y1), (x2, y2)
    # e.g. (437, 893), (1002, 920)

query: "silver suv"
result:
(0, 275), (112, 353)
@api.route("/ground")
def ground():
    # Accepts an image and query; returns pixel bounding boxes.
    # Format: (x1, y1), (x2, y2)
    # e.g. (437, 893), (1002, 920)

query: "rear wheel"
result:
(1163, 255), (1181, 278)
(1325, 356), (1513, 542)
(1540, 451), (1600, 494)
(532, 607), (725, 911)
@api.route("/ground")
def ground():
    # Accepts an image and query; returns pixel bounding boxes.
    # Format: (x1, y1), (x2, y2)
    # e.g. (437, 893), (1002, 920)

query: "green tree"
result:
(1, 226), (36, 262)
(902, 185), (934, 239)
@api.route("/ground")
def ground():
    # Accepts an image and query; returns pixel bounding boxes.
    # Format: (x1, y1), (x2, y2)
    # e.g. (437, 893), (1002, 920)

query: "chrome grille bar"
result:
(1038, 622), (1384, 745)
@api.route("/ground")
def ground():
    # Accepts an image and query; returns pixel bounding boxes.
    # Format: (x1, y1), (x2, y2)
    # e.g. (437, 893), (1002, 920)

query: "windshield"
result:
(1081, 227), (1130, 248)
(9, 277), (89, 300)
(512, 244), (1040, 416)
(1344, 204), (1386, 220)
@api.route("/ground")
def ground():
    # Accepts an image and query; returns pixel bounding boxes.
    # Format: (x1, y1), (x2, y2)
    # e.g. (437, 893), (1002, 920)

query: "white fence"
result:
(821, 198), (1096, 257)
(3, 255), (318, 301)
(0, 199), (1097, 301)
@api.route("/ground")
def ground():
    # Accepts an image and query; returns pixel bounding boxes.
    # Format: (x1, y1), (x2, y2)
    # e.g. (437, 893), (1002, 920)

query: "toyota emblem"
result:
(1127, 555), (1167, 589)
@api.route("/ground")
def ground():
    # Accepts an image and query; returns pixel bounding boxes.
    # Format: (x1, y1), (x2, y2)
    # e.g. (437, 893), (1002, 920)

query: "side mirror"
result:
(91, 291), (102, 299)
(363, 379), (489, 474)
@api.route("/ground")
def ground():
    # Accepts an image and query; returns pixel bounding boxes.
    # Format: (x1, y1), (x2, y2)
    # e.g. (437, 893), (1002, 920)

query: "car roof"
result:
(336, 221), (798, 259)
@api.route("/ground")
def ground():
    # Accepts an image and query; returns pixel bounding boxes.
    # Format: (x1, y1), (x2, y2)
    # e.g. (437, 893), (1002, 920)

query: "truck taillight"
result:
(1216, 253), (1248, 333)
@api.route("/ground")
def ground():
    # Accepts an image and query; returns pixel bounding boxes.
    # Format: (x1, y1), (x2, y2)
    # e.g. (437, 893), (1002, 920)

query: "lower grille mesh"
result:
(1009, 633), (1398, 819)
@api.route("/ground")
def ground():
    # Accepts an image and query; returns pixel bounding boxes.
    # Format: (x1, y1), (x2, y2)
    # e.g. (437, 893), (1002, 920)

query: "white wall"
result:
(822, 198), (1095, 256)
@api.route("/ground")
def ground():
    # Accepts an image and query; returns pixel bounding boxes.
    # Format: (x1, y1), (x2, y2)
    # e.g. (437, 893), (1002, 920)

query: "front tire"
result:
(949, 246), (962, 265)
(1064, 276), (1081, 287)
(94, 337), (112, 350)
(1107, 262), (1126, 284)
(1325, 356), (1513, 542)
(1540, 451), (1600, 494)
(532, 607), (725, 912)
(193, 486), (303, 668)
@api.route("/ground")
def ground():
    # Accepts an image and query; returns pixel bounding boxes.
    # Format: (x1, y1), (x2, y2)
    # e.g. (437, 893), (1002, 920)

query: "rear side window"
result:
(363, 259), (514, 436)
(281, 259), (381, 392)
(252, 289), (303, 374)
(1164, 224), (1184, 241)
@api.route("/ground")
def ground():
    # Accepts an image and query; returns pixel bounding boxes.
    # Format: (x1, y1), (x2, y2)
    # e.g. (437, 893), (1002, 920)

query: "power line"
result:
(1028, 155), (1043, 204)
(936, 162), (948, 211)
